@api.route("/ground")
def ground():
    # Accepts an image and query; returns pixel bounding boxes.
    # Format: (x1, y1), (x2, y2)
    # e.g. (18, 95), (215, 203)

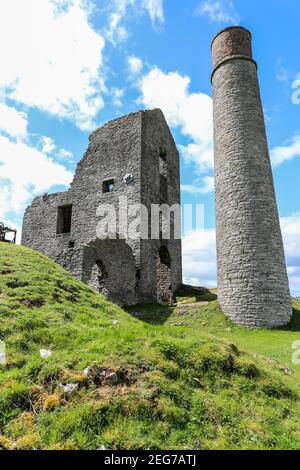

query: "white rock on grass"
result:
(40, 349), (52, 359)
(83, 364), (99, 378)
(106, 372), (118, 384)
(60, 383), (79, 394)
(0, 352), (6, 365)
(83, 366), (92, 377)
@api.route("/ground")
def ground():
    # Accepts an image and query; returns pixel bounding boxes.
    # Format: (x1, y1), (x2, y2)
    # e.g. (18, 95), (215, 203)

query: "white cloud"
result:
(106, 0), (164, 45)
(0, 0), (106, 131)
(128, 56), (143, 75)
(0, 135), (73, 214)
(111, 87), (124, 108)
(0, 101), (73, 219)
(196, 0), (240, 24)
(182, 228), (217, 288)
(292, 77), (300, 105)
(142, 0), (164, 26)
(58, 148), (73, 159)
(0, 102), (28, 139)
(138, 66), (214, 185)
(281, 212), (300, 297)
(180, 142), (214, 176)
(181, 212), (300, 297)
(181, 176), (215, 196)
(38, 135), (73, 159)
(275, 59), (291, 83)
(107, 10), (129, 44)
(271, 135), (300, 167)
(40, 136), (56, 154)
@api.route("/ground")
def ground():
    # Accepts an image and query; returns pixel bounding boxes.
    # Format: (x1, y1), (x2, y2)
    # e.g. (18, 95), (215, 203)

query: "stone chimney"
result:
(211, 26), (292, 327)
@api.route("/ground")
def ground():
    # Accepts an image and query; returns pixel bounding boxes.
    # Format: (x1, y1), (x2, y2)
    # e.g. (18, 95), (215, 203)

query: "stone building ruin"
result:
(22, 26), (292, 328)
(22, 109), (182, 305)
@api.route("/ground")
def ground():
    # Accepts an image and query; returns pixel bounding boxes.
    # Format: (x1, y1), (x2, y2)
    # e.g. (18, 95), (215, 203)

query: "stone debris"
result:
(105, 372), (118, 384)
(40, 349), (52, 359)
(82, 365), (119, 386)
(83, 364), (100, 378)
(60, 383), (79, 394)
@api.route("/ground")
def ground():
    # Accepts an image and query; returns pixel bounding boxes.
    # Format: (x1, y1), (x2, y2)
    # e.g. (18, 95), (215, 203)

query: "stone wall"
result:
(81, 239), (137, 305)
(22, 109), (182, 306)
(140, 109), (182, 303)
(212, 27), (292, 327)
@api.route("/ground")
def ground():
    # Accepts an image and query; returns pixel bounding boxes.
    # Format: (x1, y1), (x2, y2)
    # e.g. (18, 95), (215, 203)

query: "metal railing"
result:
(0, 222), (17, 244)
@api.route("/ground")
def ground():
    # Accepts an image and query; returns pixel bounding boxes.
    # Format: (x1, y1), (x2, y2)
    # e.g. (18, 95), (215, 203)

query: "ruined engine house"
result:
(22, 109), (182, 305)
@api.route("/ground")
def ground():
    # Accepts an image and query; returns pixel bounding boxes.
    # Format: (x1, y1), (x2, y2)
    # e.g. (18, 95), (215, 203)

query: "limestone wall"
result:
(22, 110), (182, 306)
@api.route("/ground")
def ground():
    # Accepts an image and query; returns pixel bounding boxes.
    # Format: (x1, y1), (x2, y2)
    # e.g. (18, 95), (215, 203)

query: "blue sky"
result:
(0, 0), (299, 295)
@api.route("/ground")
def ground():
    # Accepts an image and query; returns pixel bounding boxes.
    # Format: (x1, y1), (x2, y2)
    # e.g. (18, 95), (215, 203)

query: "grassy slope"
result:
(1, 243), (300, 450)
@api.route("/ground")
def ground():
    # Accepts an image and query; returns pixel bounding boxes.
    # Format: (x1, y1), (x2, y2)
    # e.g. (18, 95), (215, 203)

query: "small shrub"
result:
(15, 433), (39, 450)
(259, 378), (297, 400)
(0, 435), (13, 450)
(234, 359), (260, 379)
(43, 395), (61, 411)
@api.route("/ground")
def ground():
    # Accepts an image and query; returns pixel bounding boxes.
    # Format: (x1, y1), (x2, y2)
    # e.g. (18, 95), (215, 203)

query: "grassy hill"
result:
(1, 243), (300, 450)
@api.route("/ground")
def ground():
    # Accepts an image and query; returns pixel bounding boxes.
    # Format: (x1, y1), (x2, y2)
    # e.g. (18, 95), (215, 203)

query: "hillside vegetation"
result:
(1, 243), (300, 450)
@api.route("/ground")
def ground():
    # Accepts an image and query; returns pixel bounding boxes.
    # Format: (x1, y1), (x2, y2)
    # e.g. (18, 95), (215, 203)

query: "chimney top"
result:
(211, 26), (255, 77)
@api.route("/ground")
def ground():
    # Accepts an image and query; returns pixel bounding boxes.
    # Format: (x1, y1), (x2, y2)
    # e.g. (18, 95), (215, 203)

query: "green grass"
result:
(1, 243), (300, 450)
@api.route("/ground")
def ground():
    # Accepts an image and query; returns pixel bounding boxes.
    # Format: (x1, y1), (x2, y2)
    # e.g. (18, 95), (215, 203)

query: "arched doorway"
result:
(82, 239), (137, 305)
(157, 246), (173, 303)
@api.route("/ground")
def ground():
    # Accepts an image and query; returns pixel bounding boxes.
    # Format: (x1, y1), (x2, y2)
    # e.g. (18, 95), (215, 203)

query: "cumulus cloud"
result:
(181, 213), (300, 297)
(142, 0), (164, 26)
(107, 9), (129, 44)
(182, 228), (217, 288)
(40, 136), (56, 155)
(0, 135), (73, 214)
(106, 0), (164, 45)
(271, 135), (300, 167)
(275, 59), (291, 83)
(195, 0), (240, 24)
(0, 102), (28, 140)
(0, 0), (106, 131)
(110, 87), (125, 108)
(38, 135), (73, 159)
(0, 99), (73, 219)
(181, 176), (215, 196)
(138, 66), (214, 190)
(128, 56), (143, 75)
(281, 212), (300, 297)
(180, 142), (214, 176)
(58, 148), (73, 159)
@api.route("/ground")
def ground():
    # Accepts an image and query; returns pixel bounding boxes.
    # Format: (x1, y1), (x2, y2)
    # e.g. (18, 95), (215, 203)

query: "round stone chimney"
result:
(211, 26), (292, 328)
